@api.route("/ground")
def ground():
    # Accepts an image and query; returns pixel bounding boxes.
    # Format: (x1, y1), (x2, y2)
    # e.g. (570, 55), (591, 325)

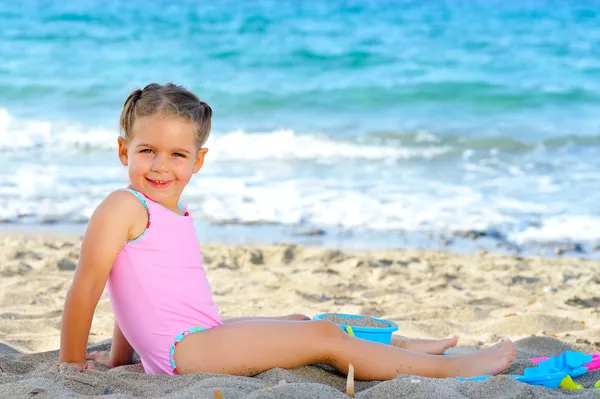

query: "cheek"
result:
(173, 161), (194, 181)
(128, 156), (150, 176)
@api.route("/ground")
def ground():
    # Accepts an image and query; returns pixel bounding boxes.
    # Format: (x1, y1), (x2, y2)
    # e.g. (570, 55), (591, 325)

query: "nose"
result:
(151, 152), (168, 173)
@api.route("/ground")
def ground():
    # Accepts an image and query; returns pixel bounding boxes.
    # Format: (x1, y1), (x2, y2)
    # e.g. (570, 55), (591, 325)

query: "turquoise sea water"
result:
(1, 1), (599, 253)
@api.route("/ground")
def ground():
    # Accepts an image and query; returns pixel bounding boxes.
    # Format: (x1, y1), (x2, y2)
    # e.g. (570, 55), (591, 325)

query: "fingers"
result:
(86, 352), (101, 360)
(86, 351), (110, 362)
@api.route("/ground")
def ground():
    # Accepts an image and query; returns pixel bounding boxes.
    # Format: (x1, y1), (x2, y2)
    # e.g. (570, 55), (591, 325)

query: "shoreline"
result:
(1, 220), (598, 260)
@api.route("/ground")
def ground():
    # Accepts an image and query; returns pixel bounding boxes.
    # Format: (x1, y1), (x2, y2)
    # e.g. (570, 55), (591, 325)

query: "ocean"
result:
(1, 0), (599, 255)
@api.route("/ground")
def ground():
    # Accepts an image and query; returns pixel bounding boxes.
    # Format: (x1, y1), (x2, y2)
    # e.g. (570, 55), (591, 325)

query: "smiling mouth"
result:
(146, 178), (172, 189)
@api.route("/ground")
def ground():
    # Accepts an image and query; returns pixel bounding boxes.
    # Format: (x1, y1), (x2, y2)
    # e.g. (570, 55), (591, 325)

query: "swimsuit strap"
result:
(121, 188), (150, 211)
(120, 188), (152, 242)
(179, 199), (189, 215)
(120, 188), (187, 217)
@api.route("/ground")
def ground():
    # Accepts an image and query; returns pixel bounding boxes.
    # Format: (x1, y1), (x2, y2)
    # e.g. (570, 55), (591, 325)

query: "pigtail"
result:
(119, 89), (143, 139)
(195, 101), (213, 147)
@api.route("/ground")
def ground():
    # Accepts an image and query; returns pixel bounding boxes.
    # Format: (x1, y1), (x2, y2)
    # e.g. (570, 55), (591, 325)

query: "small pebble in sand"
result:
(320, 314), (395, 329)
(57, 258), (77, 271)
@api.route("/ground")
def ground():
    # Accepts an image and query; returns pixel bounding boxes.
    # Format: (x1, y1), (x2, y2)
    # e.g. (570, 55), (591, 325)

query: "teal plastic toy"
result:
(513, 368), (567, 389)
(534, 350), (593, 378)
(312, 313), (398, 344)
(458, 350), (595, 389)
(458, 372), (567, 389)
(457, 376), (493, 382)
(532, 353), (600, 372)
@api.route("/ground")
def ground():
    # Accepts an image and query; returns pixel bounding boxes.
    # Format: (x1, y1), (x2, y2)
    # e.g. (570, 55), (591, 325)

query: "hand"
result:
(86, 351), (114, 368)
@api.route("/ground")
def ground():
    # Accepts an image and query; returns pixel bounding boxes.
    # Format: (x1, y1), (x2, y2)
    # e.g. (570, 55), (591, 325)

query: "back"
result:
(107, 189), (222, 374)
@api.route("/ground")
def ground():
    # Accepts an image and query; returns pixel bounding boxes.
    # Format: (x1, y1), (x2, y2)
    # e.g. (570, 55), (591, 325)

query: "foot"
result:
(446, 340), (517, 377)
(391, 335), (459, 354)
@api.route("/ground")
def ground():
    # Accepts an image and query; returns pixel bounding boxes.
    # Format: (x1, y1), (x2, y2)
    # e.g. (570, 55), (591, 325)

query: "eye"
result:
(173, 152), (186, 158)
(140, 149), (153, 154)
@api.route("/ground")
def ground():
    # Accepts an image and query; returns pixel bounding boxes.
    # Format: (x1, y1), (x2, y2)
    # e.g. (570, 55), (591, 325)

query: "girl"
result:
(59, 83), (516, 380)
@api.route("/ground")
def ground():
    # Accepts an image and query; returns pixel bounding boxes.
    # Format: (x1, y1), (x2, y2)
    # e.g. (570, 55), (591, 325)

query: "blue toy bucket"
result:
(313, 313), (399, 345)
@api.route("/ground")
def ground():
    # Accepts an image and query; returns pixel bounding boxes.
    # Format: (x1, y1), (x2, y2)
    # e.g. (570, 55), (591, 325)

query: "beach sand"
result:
(1, 232), (599, 398)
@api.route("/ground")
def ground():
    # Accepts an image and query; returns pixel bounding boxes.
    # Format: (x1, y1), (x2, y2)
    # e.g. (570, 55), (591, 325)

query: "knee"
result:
(309, 320), (348, 363)
(311, 320), (346, 339)
(286, 313), (311, 321)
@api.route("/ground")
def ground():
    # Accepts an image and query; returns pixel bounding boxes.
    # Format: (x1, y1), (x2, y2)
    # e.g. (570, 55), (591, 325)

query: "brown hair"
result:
(119, 83), (213, 148)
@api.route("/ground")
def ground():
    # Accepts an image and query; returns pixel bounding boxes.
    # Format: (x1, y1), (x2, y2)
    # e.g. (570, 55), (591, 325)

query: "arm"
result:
(110, 319), (135, 366)
(59, 191), (141, 366)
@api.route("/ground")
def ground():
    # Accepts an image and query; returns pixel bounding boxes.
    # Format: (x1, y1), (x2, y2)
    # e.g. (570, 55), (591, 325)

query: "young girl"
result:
(59, 83), (516, 380)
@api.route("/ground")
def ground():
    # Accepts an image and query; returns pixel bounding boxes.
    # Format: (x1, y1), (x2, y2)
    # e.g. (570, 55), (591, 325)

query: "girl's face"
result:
(117, 115), (207, 212)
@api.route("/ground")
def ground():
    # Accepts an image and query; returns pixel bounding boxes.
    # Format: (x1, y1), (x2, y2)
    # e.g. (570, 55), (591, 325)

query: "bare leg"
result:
(222, 314), (310, 324)
(391, 335), (459, 354)
(226, 316), (457, 354)
(174, 320), (516, 380)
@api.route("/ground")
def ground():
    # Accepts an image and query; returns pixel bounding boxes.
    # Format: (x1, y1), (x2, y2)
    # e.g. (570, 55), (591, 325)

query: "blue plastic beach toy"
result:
(513, 369), (567, 389)
(457, 376), (493, 382)
(313, 313), (399, 344)
(457, 350), (594, 389)
(457, 371), (567, 389)
(535, 350), (593, 378)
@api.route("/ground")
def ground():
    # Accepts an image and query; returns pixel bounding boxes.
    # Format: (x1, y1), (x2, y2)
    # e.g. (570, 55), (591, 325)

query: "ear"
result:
(117, 137), (129, 166)
(192, 148), (209, 174)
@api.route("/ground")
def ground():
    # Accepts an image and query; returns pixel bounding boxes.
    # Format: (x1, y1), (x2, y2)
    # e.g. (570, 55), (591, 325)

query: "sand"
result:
(320, 314), (393, 329)
(1, 232), (600, 398)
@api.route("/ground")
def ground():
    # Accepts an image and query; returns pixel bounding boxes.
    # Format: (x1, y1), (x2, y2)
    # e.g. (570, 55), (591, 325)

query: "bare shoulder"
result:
(97, 190), (146, 216)
(76, 190), (149, 281)
(90, 190), (148, 241)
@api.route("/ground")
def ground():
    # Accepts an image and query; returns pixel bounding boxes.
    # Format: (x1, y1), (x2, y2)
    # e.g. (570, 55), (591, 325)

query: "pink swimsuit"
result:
(107, 189), (222, 375)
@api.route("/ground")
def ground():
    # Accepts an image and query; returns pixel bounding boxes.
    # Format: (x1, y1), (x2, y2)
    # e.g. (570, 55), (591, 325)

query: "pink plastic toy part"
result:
(585, 354), (600, 371)
(530, 353), (600, 371)
(530, 356), (549, 364)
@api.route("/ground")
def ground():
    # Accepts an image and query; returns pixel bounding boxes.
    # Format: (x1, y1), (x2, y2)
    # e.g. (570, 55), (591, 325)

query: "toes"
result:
(492, 339), (510, 348)
(502, 340), (516, 352)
